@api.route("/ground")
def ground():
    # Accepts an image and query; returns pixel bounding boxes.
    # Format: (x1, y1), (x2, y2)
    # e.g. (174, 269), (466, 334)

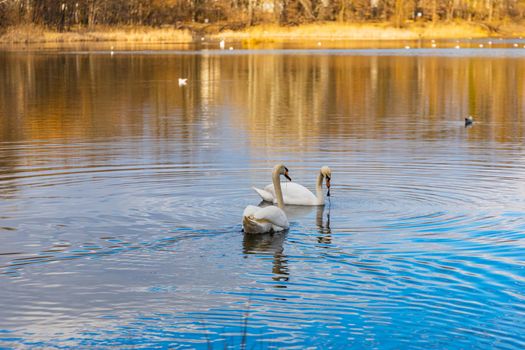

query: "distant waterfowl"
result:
(405, 45), (410, 49)
(243, 164), (291, 234)
(219, 39), (225, 49)
(178, 78), (187, 86)
(465, 115), (474, 126)
(253, 166), (331, 206)
(479, 44), (484, 48)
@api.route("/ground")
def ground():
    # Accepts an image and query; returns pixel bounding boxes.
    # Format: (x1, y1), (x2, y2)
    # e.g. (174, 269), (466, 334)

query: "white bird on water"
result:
(219, 39), (225, 49)
(243, 164), (291, 234)
(253, 166), (332, 206)
(178, 78), (187, 86)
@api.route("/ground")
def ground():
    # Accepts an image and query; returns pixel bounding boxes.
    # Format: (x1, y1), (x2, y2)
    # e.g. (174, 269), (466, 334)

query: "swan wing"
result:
(243, 205), (272, 233)
(252, 187), (275, 202)
(243, 205), (260, 218)
(264, 182), (318, 205)
(243, 205), (289, 233)
(253, 205), (289, 230)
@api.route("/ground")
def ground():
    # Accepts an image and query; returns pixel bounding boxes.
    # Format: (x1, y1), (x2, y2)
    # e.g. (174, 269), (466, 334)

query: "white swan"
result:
(253, 166), (331, 206)
(243, 164), (291, 234)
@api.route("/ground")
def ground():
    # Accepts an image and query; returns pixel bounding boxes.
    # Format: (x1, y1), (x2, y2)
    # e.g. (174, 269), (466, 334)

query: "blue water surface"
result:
(1, 45), (525, 349)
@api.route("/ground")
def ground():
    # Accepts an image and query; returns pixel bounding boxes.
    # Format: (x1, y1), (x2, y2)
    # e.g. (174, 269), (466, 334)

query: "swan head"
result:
(321, 166), (331, 196)
(274, 163), (291, 181)
(321, 166), (331, 178)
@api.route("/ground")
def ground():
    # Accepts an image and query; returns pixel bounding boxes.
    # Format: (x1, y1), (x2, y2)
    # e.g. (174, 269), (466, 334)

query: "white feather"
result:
(253, 166), (331, 206)
(252, 187), (274, 202)
(263, 182), (318, 205)
(242, 205), (289, 234)
(243, 164), (290, 234)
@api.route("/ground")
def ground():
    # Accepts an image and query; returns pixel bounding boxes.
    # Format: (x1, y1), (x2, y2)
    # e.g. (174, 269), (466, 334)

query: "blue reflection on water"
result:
(1, 47), (525, 349)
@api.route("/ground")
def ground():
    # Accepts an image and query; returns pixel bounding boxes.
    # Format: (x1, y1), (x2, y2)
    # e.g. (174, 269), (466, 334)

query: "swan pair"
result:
(242, 165), (331, 234)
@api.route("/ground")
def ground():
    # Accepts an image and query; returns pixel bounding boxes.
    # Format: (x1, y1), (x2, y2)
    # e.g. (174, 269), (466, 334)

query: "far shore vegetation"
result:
(1, 1), (525, 44)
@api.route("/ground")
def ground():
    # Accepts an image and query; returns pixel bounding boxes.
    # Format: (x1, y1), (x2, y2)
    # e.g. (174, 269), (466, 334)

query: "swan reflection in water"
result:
(316, 204), (331, 245)
(242, 203), (332, 287)
(243, 230), (289, 285)
(242, 202), (313, 286)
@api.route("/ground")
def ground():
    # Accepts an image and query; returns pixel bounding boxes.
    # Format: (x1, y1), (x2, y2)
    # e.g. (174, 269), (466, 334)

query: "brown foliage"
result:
(1, 0), (524, 30)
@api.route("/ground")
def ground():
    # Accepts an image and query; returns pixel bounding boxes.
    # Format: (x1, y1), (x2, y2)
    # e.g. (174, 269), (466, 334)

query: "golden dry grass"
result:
(417, 22), (489, 39)
(498, 21), (525, 37)
(0, 24), (193, 43)
(1, 21), (520, 45)
(212, 22), (492, 42)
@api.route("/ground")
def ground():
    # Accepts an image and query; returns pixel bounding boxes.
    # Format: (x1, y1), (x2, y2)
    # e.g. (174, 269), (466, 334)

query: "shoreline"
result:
(1, 21), (525, 45)
(0, 25), (194, 44)
(211, 22), (493, 41)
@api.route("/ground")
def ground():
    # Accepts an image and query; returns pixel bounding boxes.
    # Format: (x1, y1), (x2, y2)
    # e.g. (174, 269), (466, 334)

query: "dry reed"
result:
(212, 22), (492, 41)
(0, 24), (193, 43)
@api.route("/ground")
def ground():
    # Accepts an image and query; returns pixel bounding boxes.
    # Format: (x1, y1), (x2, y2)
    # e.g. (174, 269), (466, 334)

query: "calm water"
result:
(1, 42), (525, 349)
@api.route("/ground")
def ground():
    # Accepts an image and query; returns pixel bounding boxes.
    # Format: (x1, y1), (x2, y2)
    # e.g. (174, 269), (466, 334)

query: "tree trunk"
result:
(248, 0), (254, 25)
(25, 0), (32, 23)
(88, 0), (98, 28)
(279, 0), (288, 24)
(298, 0), (315, 19)
(338, 0), (346, 21)
(394, 0), (404, 27)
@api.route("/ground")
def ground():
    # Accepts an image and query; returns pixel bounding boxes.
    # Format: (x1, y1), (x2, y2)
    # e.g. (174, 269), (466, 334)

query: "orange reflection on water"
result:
(1, 49), (524, 148)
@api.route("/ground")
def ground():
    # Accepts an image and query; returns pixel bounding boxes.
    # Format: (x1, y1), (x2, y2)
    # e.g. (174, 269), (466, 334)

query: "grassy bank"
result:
(1, 21), (525, 44)
(0, 25), (193, 44)
(212, 21), (520, 42)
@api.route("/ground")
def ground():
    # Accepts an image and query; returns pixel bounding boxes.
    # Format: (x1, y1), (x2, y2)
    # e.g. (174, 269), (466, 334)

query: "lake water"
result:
(1, 41), (525, 349)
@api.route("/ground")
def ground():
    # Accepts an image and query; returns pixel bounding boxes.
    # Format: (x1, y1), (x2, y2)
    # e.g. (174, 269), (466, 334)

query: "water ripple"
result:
(2, 51), (525, 348)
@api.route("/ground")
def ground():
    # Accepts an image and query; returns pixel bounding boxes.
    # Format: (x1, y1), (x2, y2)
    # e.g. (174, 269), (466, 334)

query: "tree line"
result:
(1, 0), (524, 31)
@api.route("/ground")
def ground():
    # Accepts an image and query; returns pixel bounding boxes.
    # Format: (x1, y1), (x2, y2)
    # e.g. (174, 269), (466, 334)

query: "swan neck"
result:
(316, 172), (325, 205)
(273, 169), (285, 209)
